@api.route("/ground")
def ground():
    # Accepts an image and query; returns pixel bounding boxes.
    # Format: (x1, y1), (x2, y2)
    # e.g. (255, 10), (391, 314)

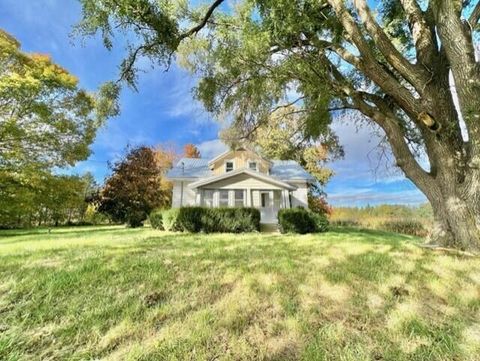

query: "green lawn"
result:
(0, 226), (479, 361)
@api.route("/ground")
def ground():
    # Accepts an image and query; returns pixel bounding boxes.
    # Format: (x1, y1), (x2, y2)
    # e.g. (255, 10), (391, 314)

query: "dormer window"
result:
(248, 161), (257, 171)
(225, 161), (234, 172)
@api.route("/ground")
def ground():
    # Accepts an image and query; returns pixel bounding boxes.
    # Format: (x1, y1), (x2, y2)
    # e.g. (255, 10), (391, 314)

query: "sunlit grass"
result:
(0, 226), (479, 360)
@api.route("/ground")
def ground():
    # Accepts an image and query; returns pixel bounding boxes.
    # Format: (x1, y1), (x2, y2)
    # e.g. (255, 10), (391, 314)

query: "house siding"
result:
(172, 179), (307, 210)
(172, 181), (196, 207)
(291, 182), (308, 208)
(211, 149), (270, 175)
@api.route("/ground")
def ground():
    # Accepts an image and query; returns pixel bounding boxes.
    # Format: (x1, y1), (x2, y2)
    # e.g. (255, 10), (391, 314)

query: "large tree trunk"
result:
(369, 101), (480, 253)
(324, 0), (480, 253)
(428, 191), (480, 252)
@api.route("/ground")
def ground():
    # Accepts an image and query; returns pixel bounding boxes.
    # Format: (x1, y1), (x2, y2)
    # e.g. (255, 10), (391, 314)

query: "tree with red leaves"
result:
(99, 146), (168, 227)
(183, 143), (201, 158)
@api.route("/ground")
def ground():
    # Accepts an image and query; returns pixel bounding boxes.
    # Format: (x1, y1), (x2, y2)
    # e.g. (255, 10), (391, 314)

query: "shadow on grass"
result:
(330, 226), (420, 241)
(0, 225), (125, 238)
(0, 227), (148, 247)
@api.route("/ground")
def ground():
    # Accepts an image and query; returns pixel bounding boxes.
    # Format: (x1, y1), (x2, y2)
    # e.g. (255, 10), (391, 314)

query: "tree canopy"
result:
(183, 143), (201, 158)
(0, 29), (118, 228)
(0, 29), (119, 172)
(99, 146), (173, 227)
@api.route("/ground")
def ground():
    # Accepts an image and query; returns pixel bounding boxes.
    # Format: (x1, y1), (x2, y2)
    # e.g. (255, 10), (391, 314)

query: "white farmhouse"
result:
(166, 147), (314, 224)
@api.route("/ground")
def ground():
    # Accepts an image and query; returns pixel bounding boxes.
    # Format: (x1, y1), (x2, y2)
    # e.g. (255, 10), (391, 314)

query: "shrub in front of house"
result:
(278, 207), (329, 234)
(311, 212), (329, 232)
(201, 208), (261, 233)
(149, 209), (164, 230)
(126, 210), (147, 228)
(177, 207), (204, 232)
(156, 207), (261, 233)
(161, 208), (181, 231)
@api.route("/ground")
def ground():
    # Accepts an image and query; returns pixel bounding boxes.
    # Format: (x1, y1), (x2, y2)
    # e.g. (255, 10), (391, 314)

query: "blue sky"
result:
(1, 0), (427, 206)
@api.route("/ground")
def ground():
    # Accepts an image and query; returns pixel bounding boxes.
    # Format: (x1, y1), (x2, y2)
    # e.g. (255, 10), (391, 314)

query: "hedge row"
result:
(149, 207), (261, 233)
(278, 207), (329, 234)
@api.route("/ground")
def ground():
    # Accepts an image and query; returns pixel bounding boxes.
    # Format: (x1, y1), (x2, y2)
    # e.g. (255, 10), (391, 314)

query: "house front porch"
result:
(194, 188), (291, 224)
(187, 169), (298, 224)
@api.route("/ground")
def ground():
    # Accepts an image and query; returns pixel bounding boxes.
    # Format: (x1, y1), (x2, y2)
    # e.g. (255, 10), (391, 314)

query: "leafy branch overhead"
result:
(76, 0), (226, 87)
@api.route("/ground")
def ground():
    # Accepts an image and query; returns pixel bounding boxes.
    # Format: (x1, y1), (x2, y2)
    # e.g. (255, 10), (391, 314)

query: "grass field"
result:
(1, 226), (479, 361)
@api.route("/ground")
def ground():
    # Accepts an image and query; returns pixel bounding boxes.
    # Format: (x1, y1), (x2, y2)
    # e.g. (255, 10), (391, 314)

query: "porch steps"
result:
(260, 223), (280, 233)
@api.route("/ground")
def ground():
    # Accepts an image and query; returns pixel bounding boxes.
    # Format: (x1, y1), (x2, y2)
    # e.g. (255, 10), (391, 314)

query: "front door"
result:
(272, 190), (282, 221)
(260, 191), (274, 223)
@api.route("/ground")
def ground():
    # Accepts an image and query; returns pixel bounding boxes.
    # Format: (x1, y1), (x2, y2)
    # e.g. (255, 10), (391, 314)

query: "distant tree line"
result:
(0, 172), (101, 228)
(332, 204), (433, 220)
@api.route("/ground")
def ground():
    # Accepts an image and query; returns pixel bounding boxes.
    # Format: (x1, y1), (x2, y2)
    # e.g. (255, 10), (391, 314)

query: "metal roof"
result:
(166, 158), (212, 178)
(166, 157), (315, 182)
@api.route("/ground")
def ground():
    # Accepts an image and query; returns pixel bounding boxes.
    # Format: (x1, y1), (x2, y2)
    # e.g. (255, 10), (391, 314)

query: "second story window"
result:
(248, 161), (257, 171)
(225, 161), (234, 172)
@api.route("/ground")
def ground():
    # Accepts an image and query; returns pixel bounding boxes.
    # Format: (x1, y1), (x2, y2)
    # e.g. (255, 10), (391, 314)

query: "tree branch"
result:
(118, 0), (226, 85)
(469, 0), (480, 27)
(433, 1), (480, 162)
(354, 94), (434, 194)
(353, 0), (428, 89)
(314, 39), (362, 68)
(321, 53), (433, 190)
(399, 0), (439, 67)
(326, 0), (423, 119)
(178, 0), (225, 41)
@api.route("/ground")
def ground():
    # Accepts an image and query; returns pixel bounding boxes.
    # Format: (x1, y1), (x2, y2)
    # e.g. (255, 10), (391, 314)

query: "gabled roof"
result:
(166, 156), (315, 182)
(207, 147), (273, 166)
(188, 168), (297, 190)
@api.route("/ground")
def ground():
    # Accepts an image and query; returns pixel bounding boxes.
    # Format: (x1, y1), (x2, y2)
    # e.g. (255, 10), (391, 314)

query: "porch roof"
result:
(187, 168), (297, 190)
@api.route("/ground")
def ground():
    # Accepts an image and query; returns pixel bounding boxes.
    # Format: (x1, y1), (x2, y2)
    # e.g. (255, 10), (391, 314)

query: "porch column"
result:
(246, 188), (252, 207)
(283, 189), (290, 208)
(195, 189), (201, 206)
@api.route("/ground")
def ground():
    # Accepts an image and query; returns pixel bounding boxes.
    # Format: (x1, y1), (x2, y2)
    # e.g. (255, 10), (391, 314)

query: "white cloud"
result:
(329, 117), (400, 179)
(325, 114), (428, 205)
(197, 139), (228, 159)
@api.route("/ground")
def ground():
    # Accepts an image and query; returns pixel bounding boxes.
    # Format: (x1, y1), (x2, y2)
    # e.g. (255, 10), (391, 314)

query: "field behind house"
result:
(329, 204), (433, 236)
(0, 226), (479, 361)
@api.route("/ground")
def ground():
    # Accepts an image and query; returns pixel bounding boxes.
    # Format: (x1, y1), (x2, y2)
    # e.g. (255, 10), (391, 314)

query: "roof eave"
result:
(165, 176), (201, 181)
(188, 169), (297, 190)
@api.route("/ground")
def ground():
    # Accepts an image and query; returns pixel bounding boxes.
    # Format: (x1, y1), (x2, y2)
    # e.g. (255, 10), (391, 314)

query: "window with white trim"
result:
(248, 161), (257, 171)
(273, 190), (282, 208)
(261, 192), (269, 208)
(225, 161), (234, 172)
(234, 190), (245, 207)
(219, 190), (229, 207)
